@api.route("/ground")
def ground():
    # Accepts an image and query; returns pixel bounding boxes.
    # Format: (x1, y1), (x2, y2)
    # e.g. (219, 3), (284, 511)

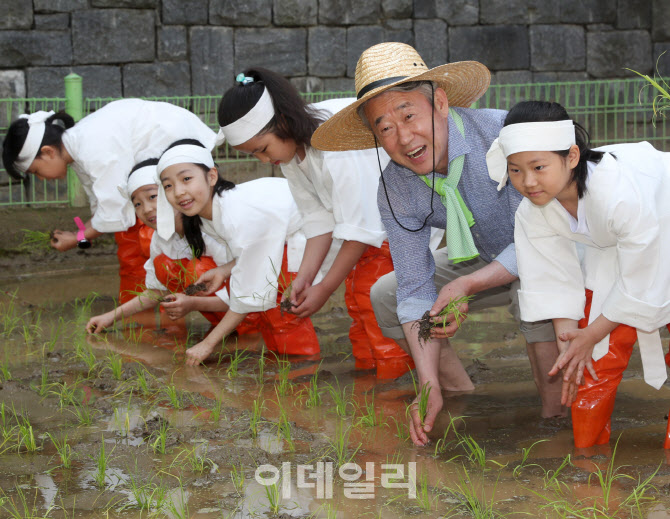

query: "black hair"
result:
(129, 157), (159, 177)
(2, 111), (75, 181)
(503, 101), (604, 199)
(162, 139), (235, 258)
(218, 68), (326, 148)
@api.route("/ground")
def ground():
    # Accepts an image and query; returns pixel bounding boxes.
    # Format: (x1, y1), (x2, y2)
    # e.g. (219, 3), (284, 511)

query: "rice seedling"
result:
(627, 53), (670, 124)
(207, 393), (225, 422)
(31, 364), (51, 397)
(0, 357), (11, 383)
(0, 404), (14, 443)
(276, 402), (295, 451)
(125, 322), (145, 345)
(543, 454), (572, 492)
(512, 439), (547, 478)
(0, 291), (24, 337)
(407, 370), (431, 427)
(433, 413), (464, 456)
(413, 470), (437, 511)
(457, 433), (489, 469)
(354, 392), (385, 428)
(149, 419), (171, 455)
(224, 347), (251, 378)
(230, 463), (246, 495)
(162, 382), (185, 410)
(16, 415), (38, 453)
(91, 436), (113, 487)
(446, 465), (500, 519)
(72, 342), (99, 377)
(275, 358), (293, 397)
(50, 380), (83, 410)
(68, 400), (98, 426)
(134, 366), (154, 396)
(122, 471), (170, 512)
(162, 483), (190, 519)
(106, 352), (124, 381)
(20, 229), (52, 250)
(303, 367), (323, 408)
(113, 407), (132, 438)
(325, 420), (361, 468)
(413, 295), (474, 344)
(256, 345), (266, 385)
(0, 485), (57, 519)
(326, 381), (354, 418)
(390, 416), (410, 442)
(47, 432), (75, 469)
(249, 398), (265, 439)
(184, 442), (215, 474)
(263, 476), (283, 515)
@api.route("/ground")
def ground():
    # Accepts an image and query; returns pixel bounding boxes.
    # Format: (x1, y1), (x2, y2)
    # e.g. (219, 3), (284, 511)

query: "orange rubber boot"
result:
(571, 289), (636, 449)
(349, 243), (414, 379)
(115, 221), (149, 304)
(256, 249), (319, 356)
(345, 273), (376, 370)
(664, 409), (670, 449)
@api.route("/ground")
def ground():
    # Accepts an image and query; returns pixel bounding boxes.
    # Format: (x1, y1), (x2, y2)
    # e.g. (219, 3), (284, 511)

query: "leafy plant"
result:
(627, 52), (670, 124)
(47, 432), (75, 469)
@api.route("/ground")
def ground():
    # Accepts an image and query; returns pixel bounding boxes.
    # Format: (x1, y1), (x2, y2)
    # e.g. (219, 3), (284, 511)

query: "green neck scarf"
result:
(420, 110), (479, 263)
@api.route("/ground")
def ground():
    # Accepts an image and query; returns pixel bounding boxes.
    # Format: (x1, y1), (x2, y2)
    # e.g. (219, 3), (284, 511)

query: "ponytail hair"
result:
(503, 101), (604, 199)
(2, 111), (75, 181)
(218, 67), (326, 148)
(164, 138), (235, 258)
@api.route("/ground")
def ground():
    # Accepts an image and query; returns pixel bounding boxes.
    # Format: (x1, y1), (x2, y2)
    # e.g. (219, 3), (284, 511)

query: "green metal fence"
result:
(1, 77), (668, 208)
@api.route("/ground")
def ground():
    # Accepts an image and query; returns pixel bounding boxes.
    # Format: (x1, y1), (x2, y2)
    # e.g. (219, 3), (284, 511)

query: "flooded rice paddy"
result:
(1, 267), (670, 518)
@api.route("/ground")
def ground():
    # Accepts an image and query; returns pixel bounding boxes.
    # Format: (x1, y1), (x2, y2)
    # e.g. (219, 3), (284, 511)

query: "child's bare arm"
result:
(86, 289), (165, 333)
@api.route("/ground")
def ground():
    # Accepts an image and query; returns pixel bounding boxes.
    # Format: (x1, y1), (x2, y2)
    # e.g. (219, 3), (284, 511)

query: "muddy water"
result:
(1, 270), (670, 518)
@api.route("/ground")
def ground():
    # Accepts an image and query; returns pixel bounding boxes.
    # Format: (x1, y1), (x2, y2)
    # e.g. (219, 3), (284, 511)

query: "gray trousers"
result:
(370, 247), (556, 343)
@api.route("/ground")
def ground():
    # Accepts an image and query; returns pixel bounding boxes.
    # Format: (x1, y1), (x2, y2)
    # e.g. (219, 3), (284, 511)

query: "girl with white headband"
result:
(156, 138), (320, 365)
(216, 68), (420, 379)
(86, 158), (251, 336)
(487, 100), (670, 449)
(1, 100), (216, 304)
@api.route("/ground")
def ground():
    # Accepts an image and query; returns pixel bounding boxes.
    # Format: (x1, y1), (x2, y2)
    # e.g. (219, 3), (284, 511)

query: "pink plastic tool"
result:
(74, 216), (91, 249)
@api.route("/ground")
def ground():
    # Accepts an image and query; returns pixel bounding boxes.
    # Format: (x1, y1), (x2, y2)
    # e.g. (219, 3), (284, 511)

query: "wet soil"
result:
(1, 207), (670, 518)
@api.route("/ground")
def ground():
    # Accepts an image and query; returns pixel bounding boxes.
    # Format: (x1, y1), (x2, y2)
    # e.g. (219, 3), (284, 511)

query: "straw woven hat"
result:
(311, 42), (491, 151)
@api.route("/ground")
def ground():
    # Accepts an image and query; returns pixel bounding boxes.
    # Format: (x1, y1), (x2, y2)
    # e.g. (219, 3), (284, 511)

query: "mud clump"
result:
(184, 282), (207, 296)
(279, 298), (294, 316)
(413, 311), (434, 344)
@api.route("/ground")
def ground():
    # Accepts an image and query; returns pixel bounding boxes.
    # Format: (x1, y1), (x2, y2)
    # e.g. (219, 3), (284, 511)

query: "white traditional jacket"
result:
(62, 99), (216, 233)
(515, 142), (670, 389)
(199, 177), (306, 314)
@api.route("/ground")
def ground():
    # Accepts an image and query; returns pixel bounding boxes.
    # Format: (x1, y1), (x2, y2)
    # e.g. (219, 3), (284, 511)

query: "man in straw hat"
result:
(311, 42), (563, 446)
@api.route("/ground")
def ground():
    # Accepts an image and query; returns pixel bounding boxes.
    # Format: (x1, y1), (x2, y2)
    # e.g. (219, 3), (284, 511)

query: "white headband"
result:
(14, 111), (55, 173)
(215, 87), (275, 147)
(486, 120), (576, 191)
(118, 164), (158, 200)
(156, 144), (216, 240)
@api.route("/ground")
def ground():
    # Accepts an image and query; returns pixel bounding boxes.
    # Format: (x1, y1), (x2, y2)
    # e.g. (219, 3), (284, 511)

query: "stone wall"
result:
(0, 0), (669, 99)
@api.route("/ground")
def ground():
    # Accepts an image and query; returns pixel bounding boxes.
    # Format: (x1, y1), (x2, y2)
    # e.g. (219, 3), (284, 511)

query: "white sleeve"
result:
(84, 156), (137, 233)
(227, 236), (285, 313)
(515, 203), (586, 322)
(281, 162), (335, 239)
(601, 181), (670, 330)
(144, 234), (167, 291)
(325, 149), (386, 247)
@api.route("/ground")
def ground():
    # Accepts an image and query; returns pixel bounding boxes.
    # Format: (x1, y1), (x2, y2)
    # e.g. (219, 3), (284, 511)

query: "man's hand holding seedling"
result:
(429, 278), (472, 339)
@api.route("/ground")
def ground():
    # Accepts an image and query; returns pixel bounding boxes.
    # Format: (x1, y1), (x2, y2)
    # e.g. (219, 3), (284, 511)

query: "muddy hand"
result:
(408, 385), (443, 446)
(51, 230), (78, 251)
(161, 293), (191, 320)
(185, 340), (216, 366)
(195, 267), (226, 296)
